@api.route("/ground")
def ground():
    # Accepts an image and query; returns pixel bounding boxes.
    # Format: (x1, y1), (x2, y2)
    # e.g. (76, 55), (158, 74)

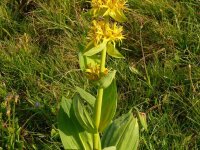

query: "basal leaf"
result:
(73, 95), (96, 133)
(84, 39), (108, 56)
(96, 70), (116, 89)
(58, 97), (93, 150)
(99, 80), (117, 132)
(103, 146), (116, 150)
(76, 86), (96, 107)
(107, 42), (124, 59)
(79, 130), (94, 150)
(101, 110), (139, 150)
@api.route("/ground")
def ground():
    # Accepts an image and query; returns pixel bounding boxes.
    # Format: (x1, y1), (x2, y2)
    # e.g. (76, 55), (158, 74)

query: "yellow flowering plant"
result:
(58, 0), (145, 150)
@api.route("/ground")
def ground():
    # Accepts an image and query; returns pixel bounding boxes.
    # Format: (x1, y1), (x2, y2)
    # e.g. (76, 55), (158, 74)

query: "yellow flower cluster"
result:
(85, 64), (108, 80)
(83, 0), (127, 81)
(91, 0), (127, 17)
(88, 20), (124, 45)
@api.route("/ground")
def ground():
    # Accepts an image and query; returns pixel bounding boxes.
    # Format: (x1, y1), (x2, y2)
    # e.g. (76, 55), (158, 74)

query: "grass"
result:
(0, 0), (199, 149)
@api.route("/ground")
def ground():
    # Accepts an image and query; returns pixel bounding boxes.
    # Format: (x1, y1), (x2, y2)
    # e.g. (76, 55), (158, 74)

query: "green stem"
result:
(93, 47), (107, 150)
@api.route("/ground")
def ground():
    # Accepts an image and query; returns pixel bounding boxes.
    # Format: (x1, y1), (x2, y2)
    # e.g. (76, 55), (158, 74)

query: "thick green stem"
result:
(93, 47), (107, 150)
(100, 46), (107, 72)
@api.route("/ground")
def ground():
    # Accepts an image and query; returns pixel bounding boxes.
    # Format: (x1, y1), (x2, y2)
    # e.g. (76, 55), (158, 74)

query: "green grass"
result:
(0, 0), (199, 149)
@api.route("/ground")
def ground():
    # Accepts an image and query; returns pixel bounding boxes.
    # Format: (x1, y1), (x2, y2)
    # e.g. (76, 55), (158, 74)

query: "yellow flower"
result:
(102, 0), (127, 15)
(85, 64), (108, 80)
(91, 0), (103, 16)
(88, 20), (124, 45)
(91, 0), (128, 22)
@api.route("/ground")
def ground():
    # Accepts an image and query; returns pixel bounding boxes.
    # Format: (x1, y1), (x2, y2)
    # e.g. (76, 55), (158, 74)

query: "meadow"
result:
(0, 0), (200, 149)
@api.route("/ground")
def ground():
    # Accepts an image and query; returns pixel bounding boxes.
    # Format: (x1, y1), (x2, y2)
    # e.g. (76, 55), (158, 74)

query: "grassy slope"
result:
(0, 0), (199, 149)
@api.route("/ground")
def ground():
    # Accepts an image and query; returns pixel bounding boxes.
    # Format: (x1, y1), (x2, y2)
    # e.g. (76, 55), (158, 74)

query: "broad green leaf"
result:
(101, 110), (139, 150)
(78, 52), (100, 71)
(85, 55), (100, 67)
(107, 42), (124, 58)
(103, 146), (116, 150)
(76, 86), (96, 107)
(58, 97), (93, 150)
(84, 39), (108, 56)
(73, 95), (96, 133)
(99, 80), (117, 132)
(109, 10), (127, 22)
(84, 41), (95, 52)
(96, 70), (116, 88)
(78, 42), (100, 70)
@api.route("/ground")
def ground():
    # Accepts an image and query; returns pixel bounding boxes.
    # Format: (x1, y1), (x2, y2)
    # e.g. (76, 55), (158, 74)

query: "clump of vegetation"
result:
(0, 0), (199, 149)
